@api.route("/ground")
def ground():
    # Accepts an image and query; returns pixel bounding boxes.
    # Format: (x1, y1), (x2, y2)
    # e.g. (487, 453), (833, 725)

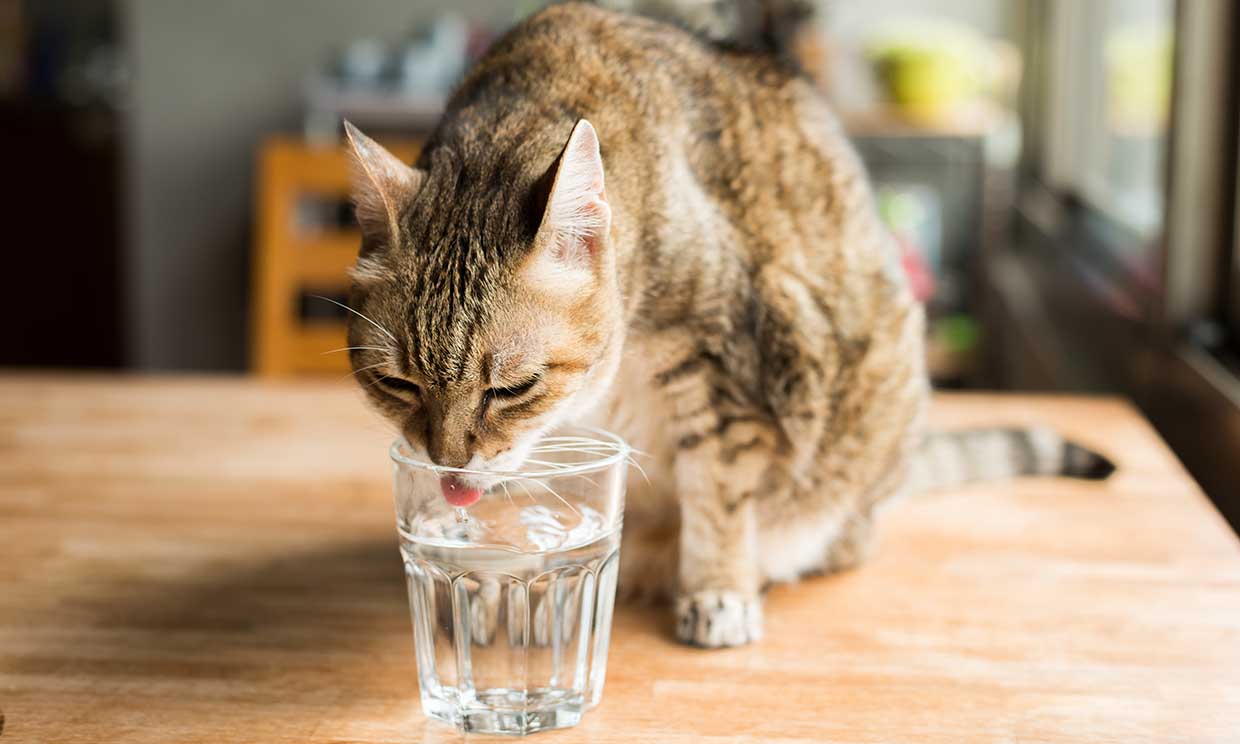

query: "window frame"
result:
(1160, 0), (1236, 338)
(1231, 120), (1240, 339)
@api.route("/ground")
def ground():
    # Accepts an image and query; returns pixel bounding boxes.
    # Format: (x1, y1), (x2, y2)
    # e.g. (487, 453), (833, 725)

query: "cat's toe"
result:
(675, 590), (762, 647)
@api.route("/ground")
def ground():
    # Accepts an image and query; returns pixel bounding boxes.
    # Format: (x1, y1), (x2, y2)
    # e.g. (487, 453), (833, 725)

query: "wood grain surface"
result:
(1, 375), (1238, 743)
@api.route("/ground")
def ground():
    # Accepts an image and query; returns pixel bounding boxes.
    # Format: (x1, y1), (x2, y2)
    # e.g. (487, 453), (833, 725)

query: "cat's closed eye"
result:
(488, 377), (540, 401)
(378, 376), (422, 399)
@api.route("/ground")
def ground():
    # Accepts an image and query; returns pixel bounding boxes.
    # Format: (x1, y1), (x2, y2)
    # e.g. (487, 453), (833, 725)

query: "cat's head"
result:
(341, 120), (623, 494)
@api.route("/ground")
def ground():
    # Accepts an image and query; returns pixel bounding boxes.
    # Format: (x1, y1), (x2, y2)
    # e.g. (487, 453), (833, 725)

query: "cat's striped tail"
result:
(909, 427), (1116, 492)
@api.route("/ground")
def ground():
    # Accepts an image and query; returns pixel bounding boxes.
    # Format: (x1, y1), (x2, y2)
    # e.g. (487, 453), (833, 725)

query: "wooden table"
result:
(2, 376), (1239, 743)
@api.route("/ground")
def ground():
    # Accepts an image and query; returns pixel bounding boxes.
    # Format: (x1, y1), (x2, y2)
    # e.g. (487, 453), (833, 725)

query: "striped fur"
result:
(344, 3), (1115, 649)
(910, 428), (1116, 492)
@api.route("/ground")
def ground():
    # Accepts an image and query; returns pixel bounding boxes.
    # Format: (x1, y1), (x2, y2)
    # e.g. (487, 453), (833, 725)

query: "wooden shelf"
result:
(251, 136), (420, 377)
(290, 231), (367, 285)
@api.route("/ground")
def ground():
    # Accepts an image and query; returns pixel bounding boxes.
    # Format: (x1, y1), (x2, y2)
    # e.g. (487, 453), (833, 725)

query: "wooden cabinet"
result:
(251, 136), (420, 376)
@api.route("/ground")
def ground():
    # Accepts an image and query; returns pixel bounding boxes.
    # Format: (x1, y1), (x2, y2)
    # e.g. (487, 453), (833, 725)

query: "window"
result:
(1038, 0), (1175, 263)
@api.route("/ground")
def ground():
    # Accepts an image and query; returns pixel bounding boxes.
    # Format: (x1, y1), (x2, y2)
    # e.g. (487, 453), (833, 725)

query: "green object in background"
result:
(937, 314), (979, 354)
(878, 187), (929, 232)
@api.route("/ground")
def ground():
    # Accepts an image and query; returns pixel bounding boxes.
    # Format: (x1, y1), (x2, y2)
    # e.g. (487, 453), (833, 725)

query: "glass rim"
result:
(388, 425), (631, 480)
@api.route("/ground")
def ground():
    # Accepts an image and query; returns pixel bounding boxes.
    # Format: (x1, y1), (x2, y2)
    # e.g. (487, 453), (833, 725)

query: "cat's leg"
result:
(671, 407), (779, 646)
(645, 337), (782, 647)
(674, 460), (764, 647)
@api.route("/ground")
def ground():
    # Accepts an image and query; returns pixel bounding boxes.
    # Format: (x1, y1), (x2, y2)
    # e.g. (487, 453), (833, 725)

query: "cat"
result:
(342, 1), (1113, 648)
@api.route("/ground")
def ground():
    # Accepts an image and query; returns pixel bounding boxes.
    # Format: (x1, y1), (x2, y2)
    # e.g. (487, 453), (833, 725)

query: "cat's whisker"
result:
(518, 460), (603, 490)
(528, 442), (630, 454)
(627, 456), (652, 486)
(532, 436), (644, 455)
(531, 439), (625, 448)
(499, 480), (516, 508)
(527, 449), (634, 470)
(310, 295), (399, 343)
(569, 472), (600, 489)
(362, 373), (397, 390)
(346, 361), (388, 377)
(512, 480), (538, 504)
(534, 442), (649, 483)
(527, 447), (625, 458)
(521, 477), (582, 519)
(537, 436), (616, 445)
(321, 345), (393, 356)
(526, 441), (641, 490)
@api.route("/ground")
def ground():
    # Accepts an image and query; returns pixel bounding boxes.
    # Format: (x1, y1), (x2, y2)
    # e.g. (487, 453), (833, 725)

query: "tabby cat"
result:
(343, 1), (1113, 647)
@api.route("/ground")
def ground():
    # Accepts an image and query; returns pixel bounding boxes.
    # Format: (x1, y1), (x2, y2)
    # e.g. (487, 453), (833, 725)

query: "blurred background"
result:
(2, 1), (1237, 522)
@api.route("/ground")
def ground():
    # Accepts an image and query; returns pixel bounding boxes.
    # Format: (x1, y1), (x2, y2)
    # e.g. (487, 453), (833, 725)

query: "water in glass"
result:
(399, 499), (621, 735)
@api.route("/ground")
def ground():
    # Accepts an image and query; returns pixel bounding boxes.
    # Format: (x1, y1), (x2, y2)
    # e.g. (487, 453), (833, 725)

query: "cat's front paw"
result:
(675, 590), (763, 648)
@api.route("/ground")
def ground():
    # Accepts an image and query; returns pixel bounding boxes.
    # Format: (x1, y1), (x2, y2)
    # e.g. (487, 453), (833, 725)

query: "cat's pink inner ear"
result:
(343, 120), (423, 241)
(539, 119), (611, 267)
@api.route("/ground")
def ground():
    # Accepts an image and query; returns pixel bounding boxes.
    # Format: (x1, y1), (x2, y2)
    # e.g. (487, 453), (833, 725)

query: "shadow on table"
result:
(96, 536), (411, 654)
(88, 530), (673, 722)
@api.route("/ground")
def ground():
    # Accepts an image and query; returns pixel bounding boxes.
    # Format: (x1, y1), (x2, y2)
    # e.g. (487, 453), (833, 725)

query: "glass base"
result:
(422, 690), (586, 735)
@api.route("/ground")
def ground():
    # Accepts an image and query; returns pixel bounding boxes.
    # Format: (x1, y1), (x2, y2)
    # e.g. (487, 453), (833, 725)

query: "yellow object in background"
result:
(866, 20), (1001, 124)
(1105, 25), (1173, 136)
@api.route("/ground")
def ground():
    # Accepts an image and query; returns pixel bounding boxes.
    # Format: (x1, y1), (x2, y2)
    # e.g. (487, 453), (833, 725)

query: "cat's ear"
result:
(343, 120), (424, 242)
(534, 119), (612, 272)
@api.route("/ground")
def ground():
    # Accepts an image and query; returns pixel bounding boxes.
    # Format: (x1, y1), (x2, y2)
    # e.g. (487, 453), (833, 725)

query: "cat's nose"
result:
(424, 404), (477, 468)
(428, 450), (470, 469)
(426, 435), (473, 469)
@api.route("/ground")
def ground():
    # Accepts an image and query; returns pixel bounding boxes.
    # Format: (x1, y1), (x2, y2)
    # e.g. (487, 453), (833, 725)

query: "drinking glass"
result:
(391, 426), (629, 735)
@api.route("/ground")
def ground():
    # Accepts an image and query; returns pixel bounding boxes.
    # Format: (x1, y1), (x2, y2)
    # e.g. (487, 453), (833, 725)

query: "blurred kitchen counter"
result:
(1, 375), (1238, 743)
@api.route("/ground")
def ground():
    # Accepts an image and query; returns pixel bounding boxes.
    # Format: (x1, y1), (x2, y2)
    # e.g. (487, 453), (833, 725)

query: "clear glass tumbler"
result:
(390, 427), (629, 735)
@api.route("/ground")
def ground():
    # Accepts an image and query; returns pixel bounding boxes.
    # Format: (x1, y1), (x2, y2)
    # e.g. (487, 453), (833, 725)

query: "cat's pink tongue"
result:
(440, 476), (482, 507)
